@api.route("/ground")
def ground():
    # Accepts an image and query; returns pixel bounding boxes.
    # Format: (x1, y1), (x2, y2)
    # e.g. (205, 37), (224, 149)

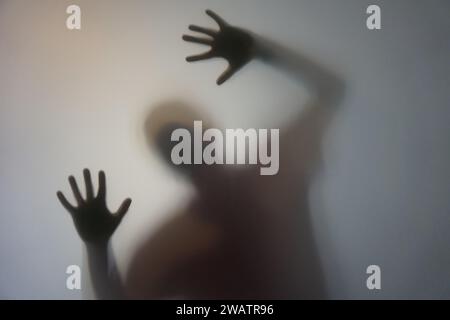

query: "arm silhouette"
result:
(57, 169), (131, 299)
(183, 9), (345, 106)
(184, 10), (345, 179)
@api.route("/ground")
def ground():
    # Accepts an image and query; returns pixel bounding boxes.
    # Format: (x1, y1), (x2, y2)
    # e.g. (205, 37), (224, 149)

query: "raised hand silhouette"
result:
(57, 169), (131, 244)
(183, 9), (255, 85)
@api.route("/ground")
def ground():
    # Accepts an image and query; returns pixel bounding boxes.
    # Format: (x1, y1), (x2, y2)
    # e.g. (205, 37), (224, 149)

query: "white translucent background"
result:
(0, 0), (449, 299)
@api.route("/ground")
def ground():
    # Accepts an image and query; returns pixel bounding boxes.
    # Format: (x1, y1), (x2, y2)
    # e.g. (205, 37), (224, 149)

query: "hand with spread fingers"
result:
(183, 9), (255, 85)
(57, 169), (132, 244)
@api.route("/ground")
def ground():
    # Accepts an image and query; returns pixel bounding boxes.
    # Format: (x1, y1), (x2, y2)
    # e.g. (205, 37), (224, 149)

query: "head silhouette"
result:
(143, 101), (219, 181)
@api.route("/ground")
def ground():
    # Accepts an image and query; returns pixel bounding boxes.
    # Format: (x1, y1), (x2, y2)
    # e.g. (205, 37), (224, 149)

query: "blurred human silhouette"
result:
(57, 10), (344, 299)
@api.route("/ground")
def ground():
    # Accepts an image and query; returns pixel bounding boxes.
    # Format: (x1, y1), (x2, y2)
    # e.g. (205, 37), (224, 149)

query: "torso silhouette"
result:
(126, 104), (329, 299)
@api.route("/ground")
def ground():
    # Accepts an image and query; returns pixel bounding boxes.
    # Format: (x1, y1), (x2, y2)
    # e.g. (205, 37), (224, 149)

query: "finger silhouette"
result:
(186, 51), (214, 62)
(217, 66), (237, 85)
(206, 9), (227, 29)
(57, 191), (75, 213)
(189, 25), (216, 37)
(116, 198), (132, 222)
(83, 168), (94, 200)
(97, 170), (106, 199)
(69, 176), (83, 205)
(182, 35), (212, 46)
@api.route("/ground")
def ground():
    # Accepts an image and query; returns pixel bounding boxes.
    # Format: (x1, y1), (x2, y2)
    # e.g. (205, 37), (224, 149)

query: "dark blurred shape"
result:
(127, 96), (333, 298)
(123, 10), (344, 299)
(143, 100), (215, 177)
(183, 9), (255, 85)
(57, 9), (344, 300)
